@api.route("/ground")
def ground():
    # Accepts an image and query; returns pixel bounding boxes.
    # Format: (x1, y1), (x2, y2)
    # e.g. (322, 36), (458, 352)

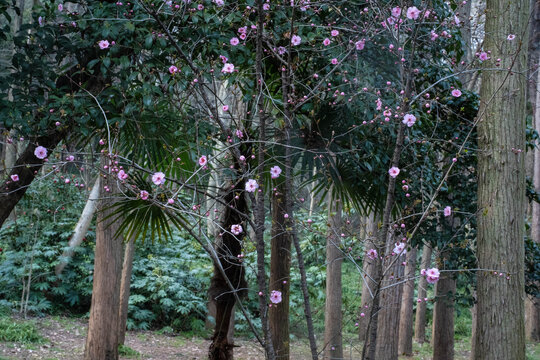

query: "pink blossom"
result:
(263, 3), (270, 10)
(152, 172), (166, 185)
(245, 179), (259, 192)
(167, 198), (175, 204)
(66, 155), (75, 161)
(406, 6), (420, 20)
(58, 3), (63, 11)
(238, 26), (247, 34)
(376, 98), (382, 110)
(431, 31), (439, 41)
(507, 34), (516, 41)
(451, 89), (462, 97)
(118, 170), (128, 180)
(235, 129), (244, 138)
(444, 206), (452, 217)
(393, 242), (407, 255)
(402, 114), (417, 127)
(270, 165), (282, 179)
(222, 63), (235, 73)
(479, 52), (489, 61)
(98, 40), (110, 49)
(426, 268), (440, 284)
(34, 146), (48, 159)
(388, 166), (400, 178)
(10, 174), (19, 182)
(323, 38), (331, 46)
(219, 55), (228, 63)
(367, 249), (378, 260)
(99, 139), (105, 145)
(140, 190), (149, 200)
(199, 155), (208, 167)
(230, 37), (240, 46)
(270, 290), (282, 304)
(223, 105), (229, 112)
(331, 58), (338, 65)
(331, 30), (339, 37)
(291, 35), (301, 46)
(420, 268), (426, 276)
(391, 6), (401, 17)
(231, 224), (243, 235)
(169, 65), (178, 74)
(213, 0), (224, 6)
(355, 40), (365, 50)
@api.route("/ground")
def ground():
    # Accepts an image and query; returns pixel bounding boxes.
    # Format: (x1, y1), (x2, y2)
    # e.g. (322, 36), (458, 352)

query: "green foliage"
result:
(0, 180), (95, 315)
(118, 344), (140, 358)
(127, 235), (211, 332)
(525, 238), (540, 298)
(0, 317), (43, 343)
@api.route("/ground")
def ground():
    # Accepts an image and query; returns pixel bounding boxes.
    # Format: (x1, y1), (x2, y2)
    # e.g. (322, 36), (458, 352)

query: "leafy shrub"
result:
(0, 317), (43, 343)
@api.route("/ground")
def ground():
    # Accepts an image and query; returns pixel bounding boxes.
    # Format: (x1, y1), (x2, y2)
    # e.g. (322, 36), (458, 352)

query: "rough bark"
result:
(208, 182), (248, 360)
(474, 0), (529, 355)
(56, 176), (101, 275)
(323, 195), (343, 360)
(432, 272), (456, 360)
(374, 236), (405, 360)
(526, 50), (540, 342)
(118, 236), (136, 346)
(84, 163), (124, 360)
(359, 213), (378, 341)
(269, 184), (292, 360)
(414, 245), (432, 344)
(398, 247), (417, 355)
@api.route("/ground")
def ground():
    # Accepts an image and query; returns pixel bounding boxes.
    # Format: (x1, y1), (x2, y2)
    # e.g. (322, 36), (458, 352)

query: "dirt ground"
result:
(0, 316), (269, 360)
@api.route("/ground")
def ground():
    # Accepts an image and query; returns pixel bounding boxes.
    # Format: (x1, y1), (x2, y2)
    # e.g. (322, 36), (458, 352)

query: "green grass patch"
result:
(118, 344), (140, 358)
(0, 317), (43, 343)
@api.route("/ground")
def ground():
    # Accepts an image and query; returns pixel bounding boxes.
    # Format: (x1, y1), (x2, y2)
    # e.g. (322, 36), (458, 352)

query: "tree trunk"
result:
(56, 176), (101, 275)
(432, 272), (456, 360)
(208, 182), (248, 360)
(474, 0), (529, 355)
(374, 236), (405, 360)
(118, 236), (136, 346)
(359, 213), (378, 341)
(269, 183), (292, 360)
(414, 244), (432, 344)
(324, 194), (343, 360)
(84, 162), (124, 360)
(526, 51), (540, 342)
(398, 247), (417, 355)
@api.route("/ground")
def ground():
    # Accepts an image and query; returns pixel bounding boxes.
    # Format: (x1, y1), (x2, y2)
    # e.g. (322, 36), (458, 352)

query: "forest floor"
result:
(0, 316), (539, 360)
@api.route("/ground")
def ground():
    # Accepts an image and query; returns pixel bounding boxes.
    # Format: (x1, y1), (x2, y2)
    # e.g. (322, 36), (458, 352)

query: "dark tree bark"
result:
(432, 271), (456, 360)
(84, 160), (124, 360)
(208, 181), (248, 360)
(323, 195), (343, 360)
(359, 214), (378, 342)
(398, 247), (417, 356)
(414, 245), (432, 344)
(474, 0), (529, 355)
(374, 236), (405, 360)
(118, 237), (136, 346)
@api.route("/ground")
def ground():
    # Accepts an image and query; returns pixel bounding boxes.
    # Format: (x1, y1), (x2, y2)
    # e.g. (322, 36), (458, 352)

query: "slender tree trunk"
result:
(269, 185), (292, 360)
(374, 235), (405, 360)
(324, 194), (343, 360)
(84, 161), (124, 360)
(208, 182), (248, 360)
(474, 0), (529, 355)
(526, 51), (540, 342)
(56, 176), (101, 275)
(432, 271), (456, 360)
(359, 213), (378, 341)
(118, 236), (136, 346)
(414, 245), (432, 344)
(398, 247), (417, 355)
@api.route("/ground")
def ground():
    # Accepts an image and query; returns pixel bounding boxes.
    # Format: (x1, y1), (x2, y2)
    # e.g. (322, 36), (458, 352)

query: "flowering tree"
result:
(0, 0), (535, 359)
